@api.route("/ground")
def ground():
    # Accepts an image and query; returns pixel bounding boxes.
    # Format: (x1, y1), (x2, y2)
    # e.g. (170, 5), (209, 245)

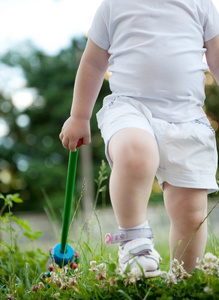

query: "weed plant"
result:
(0, 163), (219, 299)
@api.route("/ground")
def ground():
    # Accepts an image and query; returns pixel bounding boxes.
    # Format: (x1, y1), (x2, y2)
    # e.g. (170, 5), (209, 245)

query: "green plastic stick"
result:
(60, 150), (79, 253)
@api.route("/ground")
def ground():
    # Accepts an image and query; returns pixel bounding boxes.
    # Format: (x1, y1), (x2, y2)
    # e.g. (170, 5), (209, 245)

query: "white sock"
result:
(119, 220), (149, 231)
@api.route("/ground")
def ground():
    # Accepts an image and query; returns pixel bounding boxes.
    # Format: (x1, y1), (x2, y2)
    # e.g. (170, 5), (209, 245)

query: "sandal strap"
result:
(120, 243), (160, 267)
(120, 243), (153, 264)
(105, 228), (153, 245)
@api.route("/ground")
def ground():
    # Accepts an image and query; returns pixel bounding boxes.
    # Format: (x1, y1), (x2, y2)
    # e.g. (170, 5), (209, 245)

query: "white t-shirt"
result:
(88, 0), (219, 122)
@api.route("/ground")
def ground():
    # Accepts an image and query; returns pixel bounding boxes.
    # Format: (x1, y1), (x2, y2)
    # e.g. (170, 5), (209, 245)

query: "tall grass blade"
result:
(94, 160), (108, 210)
(118, 289), (133, 300)
(42, 189), (59, 240)
(83, 241), (93, 256)
(179, 199), (219, 262)
(172, 240), (182, 260)
(69, 179), (85, 232)
(92, 207), (103, 256)
(143, 287), (152, 300)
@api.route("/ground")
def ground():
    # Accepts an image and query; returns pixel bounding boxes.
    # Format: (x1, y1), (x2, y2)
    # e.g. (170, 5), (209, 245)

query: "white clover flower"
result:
(171, 258), (190, 281)
(167, 273), (177, 286)
(51, 277), (62, 287)
(196, 252), (219, 275)
(115, 268), (120, 275)
(108, 277), (118, 286)
(61, 273), (68, 281)
(204, 253), (217, 264)
(52, 292), (60, 298)
(69, 277), (78, 287)
(124, 268), (142, 285)
(89, 261), (98, 272)
(203, 253), (217, 270)
(196, 257), (203, 271)
(60, 282), (68, 290)
(124, 273), (136, 285)
(94, 263), (107, 281)
(203, 268), (214, 276)
(98, 263), (106, 272)
(160, 271), (168, 279)
(130, 267), (143, 281)
(204, 286), (213, 295)
(38, 282), (45, 289)
(96, 271), (107, 281)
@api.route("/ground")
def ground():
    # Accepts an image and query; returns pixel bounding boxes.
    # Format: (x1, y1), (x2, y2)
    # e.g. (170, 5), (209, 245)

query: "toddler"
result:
(60, 0), (219, 277)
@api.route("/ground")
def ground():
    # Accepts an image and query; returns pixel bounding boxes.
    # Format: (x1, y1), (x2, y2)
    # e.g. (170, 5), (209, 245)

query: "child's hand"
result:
(59, 116), (91, 151)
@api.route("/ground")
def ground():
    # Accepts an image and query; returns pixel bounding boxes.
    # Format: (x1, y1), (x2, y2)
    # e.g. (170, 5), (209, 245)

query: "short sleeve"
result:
(88, 0), (110, 50)
(203, 0), (219, 41)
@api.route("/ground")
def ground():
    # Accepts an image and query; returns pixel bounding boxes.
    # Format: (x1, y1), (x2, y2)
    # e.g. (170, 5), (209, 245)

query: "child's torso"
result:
(106, 0), (207, 121)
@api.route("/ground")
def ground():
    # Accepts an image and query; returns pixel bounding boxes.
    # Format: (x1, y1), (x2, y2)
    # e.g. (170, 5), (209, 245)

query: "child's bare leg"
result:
(108, 128), (159, 228)
(163, 182), (207, 273)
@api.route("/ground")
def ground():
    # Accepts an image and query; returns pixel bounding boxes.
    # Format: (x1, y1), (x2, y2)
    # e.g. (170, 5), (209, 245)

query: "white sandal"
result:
(105, 228), (162, 278)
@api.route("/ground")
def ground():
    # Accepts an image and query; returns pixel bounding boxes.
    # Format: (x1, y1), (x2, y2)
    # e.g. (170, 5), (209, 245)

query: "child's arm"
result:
(204, 35), (219, 85)
(59, 38), (110, 151)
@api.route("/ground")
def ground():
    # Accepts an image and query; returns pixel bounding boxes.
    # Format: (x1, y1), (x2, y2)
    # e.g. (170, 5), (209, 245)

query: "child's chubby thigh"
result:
(96, 96), (160, 169)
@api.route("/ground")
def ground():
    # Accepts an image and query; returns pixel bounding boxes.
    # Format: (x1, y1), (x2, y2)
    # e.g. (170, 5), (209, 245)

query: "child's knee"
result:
(110, 128), (159, 164)
(113, 138), (159, 177)
(164, 186), (207, 228)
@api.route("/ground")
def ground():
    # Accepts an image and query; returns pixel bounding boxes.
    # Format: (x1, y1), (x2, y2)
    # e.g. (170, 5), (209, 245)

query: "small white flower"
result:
(38, 282), (45, 289)
(96, 263), (107, 281)
(196, 257), (203, 271)
(196, 252), (219, 275)
(171, 258), (190, 281)
(204, 253), (217, 264)
(124, 268), (142, 285)
(60, 282), (68, 290)
(108, 277), (118, 286)
(61, 273), (68, 281)
(165, 272), (177, 286)
(203, 268), (214, 276)
(69, 277), (78, 287)
(52, 292), (60, 298)
(130, 267), (143, 280)
(89, 261), (98, 272)
(203, 253), (217, 270)
(160, 271), (168, 279)
(204, 286), (213, 295)
(98, 263), (106, 272)
(96, 271), (106, 281)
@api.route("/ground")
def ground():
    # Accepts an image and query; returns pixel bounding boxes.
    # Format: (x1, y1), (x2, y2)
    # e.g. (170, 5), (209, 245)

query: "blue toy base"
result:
(51, 243), (74, 266)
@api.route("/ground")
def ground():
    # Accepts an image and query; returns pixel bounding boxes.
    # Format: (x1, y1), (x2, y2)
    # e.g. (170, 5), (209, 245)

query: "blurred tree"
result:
(205, 72), (219, 153)
(203, 72), (219, 189)
(0, 37), (110, 212)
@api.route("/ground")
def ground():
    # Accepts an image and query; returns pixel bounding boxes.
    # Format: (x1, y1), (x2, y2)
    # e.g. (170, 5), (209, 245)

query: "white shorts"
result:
(96, 96), (218, 194)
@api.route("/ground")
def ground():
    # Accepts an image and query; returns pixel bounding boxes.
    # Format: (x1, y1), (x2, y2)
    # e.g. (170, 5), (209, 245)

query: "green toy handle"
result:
(60, 139), (82, 253)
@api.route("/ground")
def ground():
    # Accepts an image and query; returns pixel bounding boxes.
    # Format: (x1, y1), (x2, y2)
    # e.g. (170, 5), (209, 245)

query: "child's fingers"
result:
(59, 131), (63, 141)
(62, 137), (71, 150)
(82, 135), (91, 145)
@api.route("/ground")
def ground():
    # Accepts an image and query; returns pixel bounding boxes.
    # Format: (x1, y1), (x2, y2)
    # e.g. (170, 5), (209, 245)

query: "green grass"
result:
(0, 164), (219, 299)
(0, 196), (218, 300)
(0, 229), (218, 299)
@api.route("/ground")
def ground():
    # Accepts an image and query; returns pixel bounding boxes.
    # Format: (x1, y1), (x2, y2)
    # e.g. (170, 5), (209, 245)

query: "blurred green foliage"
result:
(0, 37), (110, 211)
(205, 72), (219, 154)
(0, 37), (218, 211)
